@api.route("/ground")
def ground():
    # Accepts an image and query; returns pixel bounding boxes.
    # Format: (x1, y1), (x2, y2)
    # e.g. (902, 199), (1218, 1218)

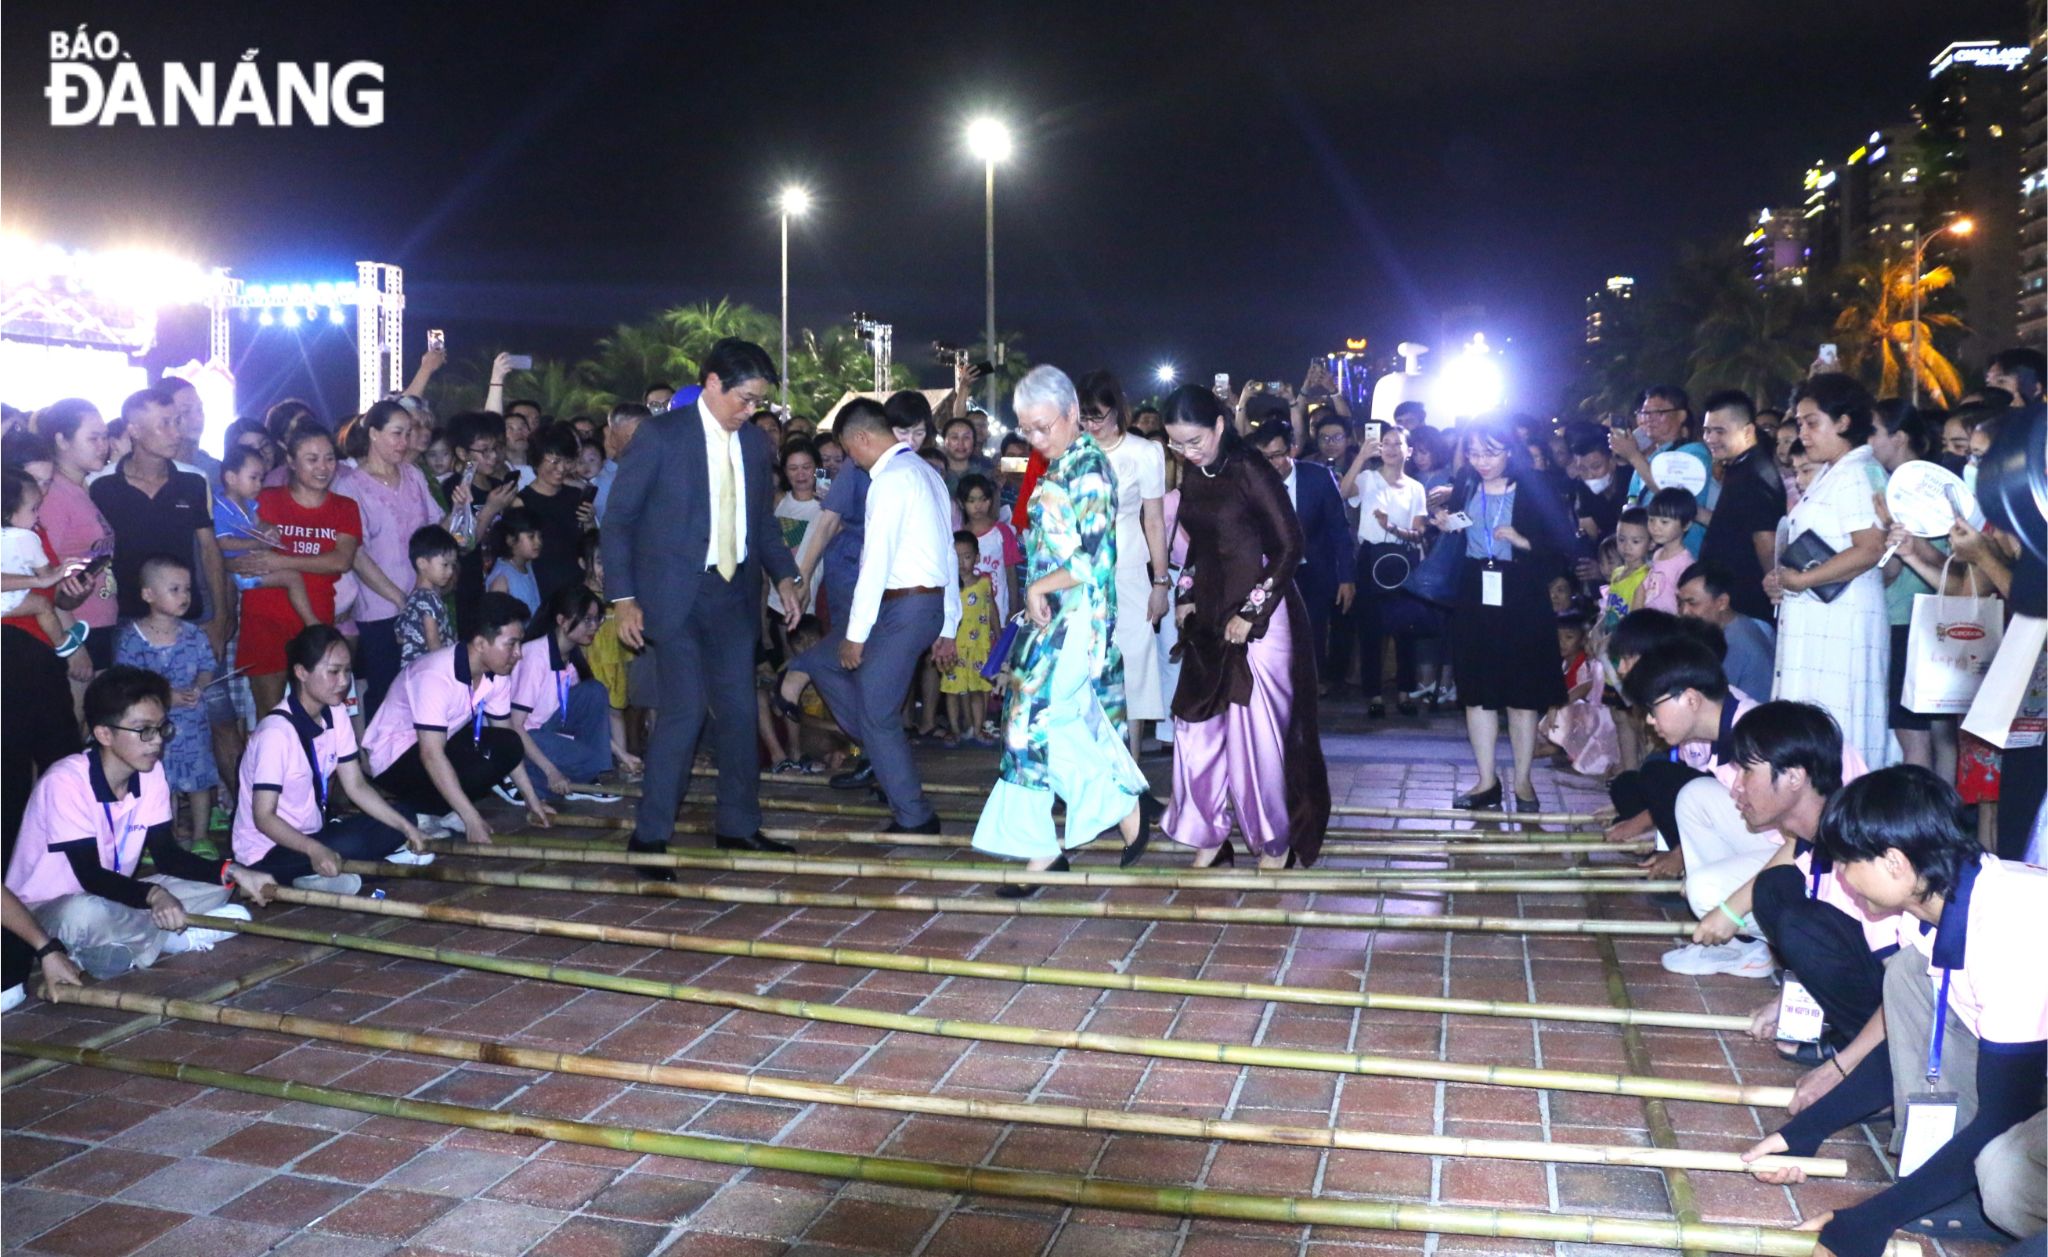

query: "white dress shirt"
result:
(1349, 469), (1428, 544)
(698, 398), (749, 569)
(1282, 464), (1297, 510)
(845, 443), (963, 644)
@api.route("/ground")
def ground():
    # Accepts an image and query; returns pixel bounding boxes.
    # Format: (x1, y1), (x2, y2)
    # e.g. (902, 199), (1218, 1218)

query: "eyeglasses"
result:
(1635, 406), (1682, 419)
(107, 722), (177, 744)
(731, 391), (771, 410)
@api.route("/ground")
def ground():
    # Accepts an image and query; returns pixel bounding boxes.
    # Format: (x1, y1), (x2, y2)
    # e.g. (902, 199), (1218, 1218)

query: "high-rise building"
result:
(1585, 276), (1634, 347)
(1920, 40), (2026, 363)
(1852, 125), (1923, 268)
(2019, 4), (2047, 347)
(1801, 161), (1847, 275)
(1744, 208), (1810, 286)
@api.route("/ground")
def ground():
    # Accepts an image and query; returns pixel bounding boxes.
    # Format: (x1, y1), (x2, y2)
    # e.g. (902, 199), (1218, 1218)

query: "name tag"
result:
(1774, 978), (1826, 1045)
(1897, 1091), (1959, 1176)
(1481, 568), (1504, 607)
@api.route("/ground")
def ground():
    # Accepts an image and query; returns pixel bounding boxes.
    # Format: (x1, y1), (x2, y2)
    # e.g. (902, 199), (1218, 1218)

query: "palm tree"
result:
(660, 299), (780, 366)
(503, 358), (610, 419)
(1685, 278), (1828, 409)
(1830, 259), (1966, 406)
(586, 322), (695, 407)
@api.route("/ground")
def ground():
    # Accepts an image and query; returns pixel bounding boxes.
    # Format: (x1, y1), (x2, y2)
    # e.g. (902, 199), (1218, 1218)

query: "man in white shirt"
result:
(791, 400), (962, 834)
(1339, 426), (1430, 713)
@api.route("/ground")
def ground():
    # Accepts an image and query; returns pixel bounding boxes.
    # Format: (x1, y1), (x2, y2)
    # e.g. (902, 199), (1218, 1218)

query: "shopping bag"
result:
(1962, 614), (2047, 749)
(1902, 562), (2004, 714)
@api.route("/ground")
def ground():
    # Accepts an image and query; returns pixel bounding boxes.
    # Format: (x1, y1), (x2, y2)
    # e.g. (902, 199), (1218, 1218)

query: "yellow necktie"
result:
(714, 431), (739, 580)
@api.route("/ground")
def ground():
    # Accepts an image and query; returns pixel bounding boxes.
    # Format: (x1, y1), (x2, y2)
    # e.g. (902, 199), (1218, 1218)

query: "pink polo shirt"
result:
(360, 644), (512, 776)
(507, 635), (576, 732)
(232, 699), (359, 863)
(37, 475), (118, 629)
(1910, 855), (2048, 1045)
(332, 461), (440, 622)
(5, 752), (172, 905)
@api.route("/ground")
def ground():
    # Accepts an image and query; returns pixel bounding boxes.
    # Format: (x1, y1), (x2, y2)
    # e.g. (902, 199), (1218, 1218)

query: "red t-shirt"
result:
(245, 487), (363, 623)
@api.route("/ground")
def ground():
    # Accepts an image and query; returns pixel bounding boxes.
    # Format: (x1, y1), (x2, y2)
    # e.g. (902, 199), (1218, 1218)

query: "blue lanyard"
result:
(471, 690), (487, 743)
(1926, 968), (1954, 1083)
(102, 802), (137, 876)
(1479, 488), (1505, 561)
(557, 669), (571, 724)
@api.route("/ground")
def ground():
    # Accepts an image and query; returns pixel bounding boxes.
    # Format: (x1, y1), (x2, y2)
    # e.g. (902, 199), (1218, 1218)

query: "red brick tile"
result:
(782, 1106), (903, 1155)
(687, 1097), (802, 1141)
(532, 1215), (670, 1257)
(1094, 1134), (1212, 1186)
(213, 1173), (360, 1228)
(920, 1211), (1058, 1257)
(585, 1172), (717, 1224)
(1320, 1149), (1433, 1199)
(202, 1120), (335, 1167)
(1202, 1142), (1321, 1194)
(315, 1186), (460, 1239)
(989, 1127), (1106, 1175)
(28, 1145), (172, 1195)
(485, 1158), (620, 1210)
(802, 1196), (942, 1248)
(3, 1132), (84, 1182)
(289, 1132), (424, 1184)
(28, 1097), (163, 1142)
(31, 1202), (189, 1256)
(128, 1214), (291, 1257)
(1440, 1157), (1550, 1207)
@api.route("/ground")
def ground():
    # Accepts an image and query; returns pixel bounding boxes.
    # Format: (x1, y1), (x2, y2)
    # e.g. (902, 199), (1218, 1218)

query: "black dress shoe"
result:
(717, 831), (797, 853)
(1120, 793), (1167, 868)
(625, 839), (677, 881)
(1191, 838), (1236, 869)
(829, 763), (876, 790)
(1367, 699), (1386, 719)
(1397, 699), (1420, 718)
(883, 815), (942, 835)
(1451, 783), (1503, 810)
(995, 854), (1069, 899)
(1513, 793), (1540, 813)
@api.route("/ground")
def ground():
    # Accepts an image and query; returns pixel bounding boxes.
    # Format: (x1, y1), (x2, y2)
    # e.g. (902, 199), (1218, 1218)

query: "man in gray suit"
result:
(603, 338), (803, 859)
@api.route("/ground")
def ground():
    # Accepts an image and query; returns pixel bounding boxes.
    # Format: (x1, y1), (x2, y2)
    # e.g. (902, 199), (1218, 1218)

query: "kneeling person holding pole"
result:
(4, 666), (277, 978)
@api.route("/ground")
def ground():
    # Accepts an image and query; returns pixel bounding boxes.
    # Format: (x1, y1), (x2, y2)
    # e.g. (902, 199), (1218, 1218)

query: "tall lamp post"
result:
(965, 118), (1012, 415)
(1906, 216), (1973, 406)
(777, 186), (811, 412)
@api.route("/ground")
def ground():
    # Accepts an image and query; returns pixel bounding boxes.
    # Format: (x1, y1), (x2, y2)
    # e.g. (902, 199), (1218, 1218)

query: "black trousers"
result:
(1751, 864), (1892, 1050)
(1353, 544), (1418, 696)
(1608, 757), (1707, 845)
(371, 727), (524, 816)
(247, 813), (409, 882)
(2, 627), (83, 865)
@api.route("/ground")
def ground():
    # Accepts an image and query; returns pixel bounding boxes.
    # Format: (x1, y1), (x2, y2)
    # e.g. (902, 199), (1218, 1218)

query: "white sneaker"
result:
(163, 903), (252, 953)
(1, 984), (24, 1012)
(292, 873), (362, 896)
(561, 791), (610, 803)
(1661, 937), (1777, 978)
(414, 812), (459, 837)
(385, 849), (436, 866)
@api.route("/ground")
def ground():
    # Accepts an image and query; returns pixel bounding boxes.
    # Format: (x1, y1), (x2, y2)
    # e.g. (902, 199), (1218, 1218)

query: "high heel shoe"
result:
(1513, 791), (1540, 813)
(1451, 782), (1502, 810)
(1120, 793), (1166, 868)
(996, 854), (1069, 899)
(1192, 839), (1236, 869)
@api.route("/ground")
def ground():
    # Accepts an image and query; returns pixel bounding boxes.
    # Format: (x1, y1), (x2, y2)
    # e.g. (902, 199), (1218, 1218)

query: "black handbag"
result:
(1779, 530), (1851, 603)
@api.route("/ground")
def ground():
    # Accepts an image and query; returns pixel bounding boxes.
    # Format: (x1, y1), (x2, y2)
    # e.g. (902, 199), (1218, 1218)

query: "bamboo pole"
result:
(45, 983), (1840, 1179)
(274, 887), (1755, 1031)
(340, 860), (1696, 937)
(2, 1042), (1905, 1256)
(192, 912), (1785, 1107)
(532, 822), (1646, 863)
(423, 842), (1672, 895)
(571, 782), (1607, 832)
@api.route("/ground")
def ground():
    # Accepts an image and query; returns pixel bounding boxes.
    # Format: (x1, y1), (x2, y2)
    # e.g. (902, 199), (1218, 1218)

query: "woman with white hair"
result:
(971, 366), (1165, 895)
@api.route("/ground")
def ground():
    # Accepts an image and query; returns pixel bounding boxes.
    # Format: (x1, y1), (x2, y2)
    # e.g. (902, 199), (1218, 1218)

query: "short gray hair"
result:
(1012, 365), (1078, 418)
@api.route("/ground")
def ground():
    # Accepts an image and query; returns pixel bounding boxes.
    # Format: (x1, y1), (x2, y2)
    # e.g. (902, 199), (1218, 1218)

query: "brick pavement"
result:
(0, 710), (2007, 1256)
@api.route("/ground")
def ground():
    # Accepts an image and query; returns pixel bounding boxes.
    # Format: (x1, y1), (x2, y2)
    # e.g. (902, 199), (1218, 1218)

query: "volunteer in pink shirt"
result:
(360, 591), (546, 843)
(3, 667), (275, 978)
(497, 585), (611, 801)
(233, 625), (436, 896)
(1744, 767), (2046, 1257)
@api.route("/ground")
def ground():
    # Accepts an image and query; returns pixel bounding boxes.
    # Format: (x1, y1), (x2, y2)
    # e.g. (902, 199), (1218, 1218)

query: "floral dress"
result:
(940, 576), (996, 694)
(114, 620), (220, 793)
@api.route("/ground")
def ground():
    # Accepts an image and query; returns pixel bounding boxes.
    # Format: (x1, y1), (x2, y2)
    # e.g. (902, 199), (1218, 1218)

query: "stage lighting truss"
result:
(231, 262), (405, 410)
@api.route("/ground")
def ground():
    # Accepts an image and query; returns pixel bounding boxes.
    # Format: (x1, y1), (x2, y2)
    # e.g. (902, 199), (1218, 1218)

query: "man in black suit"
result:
(603, 339), (804, 859)
(1252, 421), (1355, 680)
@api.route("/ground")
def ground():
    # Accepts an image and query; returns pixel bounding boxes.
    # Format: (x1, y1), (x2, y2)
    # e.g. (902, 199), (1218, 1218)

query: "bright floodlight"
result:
(778, 186), (811, 217)
(966, 117), (1013, 164)
(1440, 338), (1505, 417)
(1154, 364), (1177, 386)
(1948, 217), (1975, 237)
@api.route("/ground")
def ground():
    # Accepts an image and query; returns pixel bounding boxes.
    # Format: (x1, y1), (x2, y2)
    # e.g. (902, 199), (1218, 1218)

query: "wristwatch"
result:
(33, 938), (67, 960)
(1151, 577), (1171, 587)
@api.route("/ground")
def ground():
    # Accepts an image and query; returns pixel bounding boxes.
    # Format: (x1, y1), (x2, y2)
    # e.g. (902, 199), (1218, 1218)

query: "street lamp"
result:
(777, 185), (811, 411)
(965, 117), (1012, 414)
(1907, 216), (1973, 406)
(1154, 364), (1177, 387)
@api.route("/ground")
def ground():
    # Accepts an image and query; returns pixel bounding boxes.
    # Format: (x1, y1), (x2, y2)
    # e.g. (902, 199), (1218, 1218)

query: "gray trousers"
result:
(1978, 1110), (2046, 1239)
(1882, 945), (1981, 1150)
(30, 874), (233, 978)
(797, 592), (943, 828)
(637, 573), (762, 844)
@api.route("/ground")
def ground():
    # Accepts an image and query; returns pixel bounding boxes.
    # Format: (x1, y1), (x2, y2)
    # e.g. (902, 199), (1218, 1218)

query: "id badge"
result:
(1774, 978), (1826, 1045)
(1480, 566), (1504, 608)
(1896, 1091), (1960, 1176)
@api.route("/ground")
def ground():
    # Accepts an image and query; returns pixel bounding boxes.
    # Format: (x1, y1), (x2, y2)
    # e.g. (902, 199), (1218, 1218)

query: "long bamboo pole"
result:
(193, 913), (1786, 1107)
(2, 1042), (1903, 1256)
(45, 983), (1838, 1178)
(574, 780), (1606, 829)
(422, 842), (1673, 895)
(526, 822), (1647, 856)
(274, 887), (1754, 1031)
(341, 861), (1695, 937)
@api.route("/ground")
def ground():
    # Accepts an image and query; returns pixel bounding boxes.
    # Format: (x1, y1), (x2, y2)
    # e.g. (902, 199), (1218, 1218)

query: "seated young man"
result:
(1743, 766), (2047, 1256)
(1725, 703), (1908, 1079)
(3, 667), (277, 979)
(1601, 611), (1732, 852)
(360, 592), (547, 844)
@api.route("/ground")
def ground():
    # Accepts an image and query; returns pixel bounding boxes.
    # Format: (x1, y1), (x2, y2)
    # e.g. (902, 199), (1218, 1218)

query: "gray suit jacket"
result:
(600, 404), (798, 638)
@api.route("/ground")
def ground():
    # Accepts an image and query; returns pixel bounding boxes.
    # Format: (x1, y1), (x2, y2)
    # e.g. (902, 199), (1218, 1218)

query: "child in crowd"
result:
(956, 474), (1022, 622)
(579, 536), (643, 778)
(113, 556), (221, 845)
(939, 531), (997, 747)
(397, 525), (459, 666)
(762, 616), (850, 773)
(422, 430), (455, 481)
(102, 417), (132, 467)
(574, 439), (605, 488)
(1559, 612), (1595, 700)
(214, 445), (321, 628)
(486, 507), (543, 615)
(1547, 574), (1575, 617)
(1, 469), (89, 656)
(1641, 487), (1699, 613)
(1786, 439), (1819, 497)
(1603, 507), (1652, 627)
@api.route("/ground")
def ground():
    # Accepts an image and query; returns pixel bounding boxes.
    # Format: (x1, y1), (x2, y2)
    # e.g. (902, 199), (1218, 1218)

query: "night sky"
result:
(2, 0), (2023, 416)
